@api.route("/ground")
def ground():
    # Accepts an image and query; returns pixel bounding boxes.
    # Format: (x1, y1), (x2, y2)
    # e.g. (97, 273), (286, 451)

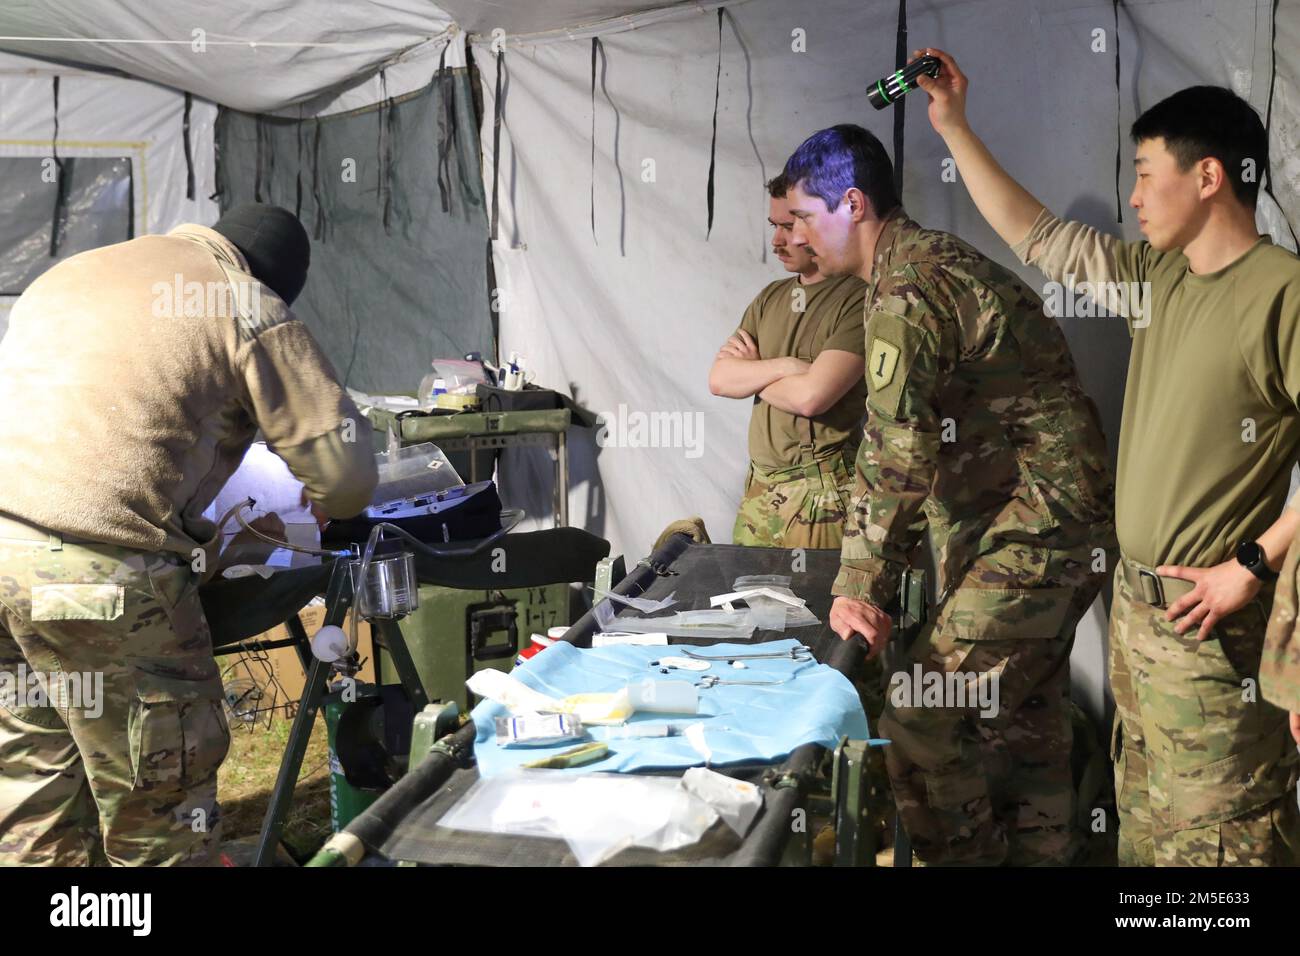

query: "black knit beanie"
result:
(211, 203), (311, 305)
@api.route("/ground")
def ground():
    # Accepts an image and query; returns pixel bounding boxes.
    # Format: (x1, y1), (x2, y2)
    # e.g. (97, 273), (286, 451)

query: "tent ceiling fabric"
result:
(434, 0), (698, 37)
(0, 1), (710, 112)
(0, 0), (454, 112)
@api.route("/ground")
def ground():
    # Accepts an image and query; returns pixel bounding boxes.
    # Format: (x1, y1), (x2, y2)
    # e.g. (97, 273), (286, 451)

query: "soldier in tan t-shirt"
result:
(709, 173), (868, 550)
(0, 204), (377, 866)
(916, 47), (1300, 866)
(709, 173), (877, 864)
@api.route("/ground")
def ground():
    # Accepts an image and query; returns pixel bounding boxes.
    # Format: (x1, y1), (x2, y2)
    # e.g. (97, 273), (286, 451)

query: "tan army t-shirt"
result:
(736, 274), (868, 470)
(1013, 210), (1300, 569)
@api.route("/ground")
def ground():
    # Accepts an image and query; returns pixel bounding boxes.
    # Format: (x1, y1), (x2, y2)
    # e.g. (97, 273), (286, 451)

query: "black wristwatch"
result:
(1236, 540), (1278, 581)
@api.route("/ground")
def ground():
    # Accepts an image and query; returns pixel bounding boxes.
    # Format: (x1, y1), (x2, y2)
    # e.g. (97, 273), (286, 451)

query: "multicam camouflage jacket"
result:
(832, 208), (1116, 607)
(1263, 521), (1300, 712)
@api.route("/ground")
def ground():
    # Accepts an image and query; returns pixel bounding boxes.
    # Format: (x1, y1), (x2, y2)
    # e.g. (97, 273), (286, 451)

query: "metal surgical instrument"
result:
(681, 645), (813, 663)
(696, 674), (797, 689)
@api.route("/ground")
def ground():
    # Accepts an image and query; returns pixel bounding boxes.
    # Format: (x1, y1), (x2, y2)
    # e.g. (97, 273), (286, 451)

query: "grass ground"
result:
(217, 714), (333, 864)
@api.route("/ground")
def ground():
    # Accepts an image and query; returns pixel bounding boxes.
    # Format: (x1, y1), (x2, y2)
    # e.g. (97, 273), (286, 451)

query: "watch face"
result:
(1237, 541), (1265, 570)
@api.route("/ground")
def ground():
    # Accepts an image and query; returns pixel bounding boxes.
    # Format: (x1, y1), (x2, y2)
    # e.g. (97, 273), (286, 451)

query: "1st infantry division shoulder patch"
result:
(869, 337), (900, 390)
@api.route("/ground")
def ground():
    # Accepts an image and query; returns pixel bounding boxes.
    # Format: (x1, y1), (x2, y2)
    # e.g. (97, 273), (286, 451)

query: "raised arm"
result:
(914, 47), (1155, 305)
(913, 47), (1045, 247)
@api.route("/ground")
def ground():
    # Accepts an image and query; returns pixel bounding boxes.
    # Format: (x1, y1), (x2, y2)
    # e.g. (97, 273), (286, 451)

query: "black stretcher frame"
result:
(319, 534), (896, 867)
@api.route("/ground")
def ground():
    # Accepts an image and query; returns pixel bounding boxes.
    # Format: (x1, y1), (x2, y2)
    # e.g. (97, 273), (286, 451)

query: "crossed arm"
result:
(709, 329), (865, 419)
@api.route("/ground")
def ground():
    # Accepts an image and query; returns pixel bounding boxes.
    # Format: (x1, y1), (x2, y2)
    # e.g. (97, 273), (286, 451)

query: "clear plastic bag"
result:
(609, 608), (759, 640)
(728, 575), (820, 629)
(732, 574), (793, 590)
(438, 770), (719, 866)
(418, 359), (490, 405)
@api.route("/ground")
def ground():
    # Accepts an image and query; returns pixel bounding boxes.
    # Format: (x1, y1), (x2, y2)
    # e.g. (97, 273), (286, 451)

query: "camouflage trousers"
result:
(732, 448), (856, 550)
(1109, 561), (1300, 867)
(0, 522), (229, 866)
(1261, 520), (1300, 713)
(879, 541), (1103, 866)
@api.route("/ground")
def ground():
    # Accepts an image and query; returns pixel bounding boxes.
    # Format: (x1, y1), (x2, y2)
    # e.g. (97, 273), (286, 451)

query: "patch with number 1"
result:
(868, 337), (900, 390)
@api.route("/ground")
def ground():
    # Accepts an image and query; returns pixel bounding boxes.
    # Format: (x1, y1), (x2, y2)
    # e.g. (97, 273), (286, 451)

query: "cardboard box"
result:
(224, 600), (377, 720)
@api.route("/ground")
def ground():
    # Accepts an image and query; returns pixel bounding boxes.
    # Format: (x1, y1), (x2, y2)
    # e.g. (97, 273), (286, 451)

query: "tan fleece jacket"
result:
(0, 224), (377, 574)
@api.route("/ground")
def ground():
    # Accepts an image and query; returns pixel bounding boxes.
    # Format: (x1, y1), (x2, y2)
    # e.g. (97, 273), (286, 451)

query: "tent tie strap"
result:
(891, 0), (907, 199)
(490, 47), (504, 240)
(1112, 0), (1123, 223)
(590, 37), (598, 242)
(182, 92), (195, 200)
(704, 8), (723, 239)
(49, 76), (67, 258)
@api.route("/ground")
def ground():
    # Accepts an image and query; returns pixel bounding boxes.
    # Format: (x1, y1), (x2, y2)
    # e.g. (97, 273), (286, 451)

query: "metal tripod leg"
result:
(887, 567), (928, 868)
(252, 562), (436, 866)
(253, 561), (350, 868)
(252, 654), (332, 866)
(371, 618), (430, 713)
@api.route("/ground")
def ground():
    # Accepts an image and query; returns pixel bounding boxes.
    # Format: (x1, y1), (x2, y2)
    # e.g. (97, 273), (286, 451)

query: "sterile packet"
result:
(681, 767), (763, 837)
(550, 689), (634, 725)
(494, 713), (586, 747)
(625, 679), (698, 714)
(591, 631), (669, 647)
(732, 574), (793, 590)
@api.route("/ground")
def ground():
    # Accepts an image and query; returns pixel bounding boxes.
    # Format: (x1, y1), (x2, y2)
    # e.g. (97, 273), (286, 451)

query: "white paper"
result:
(440, 770), (719, 866)
(591, 631), (669, 647)
(681, 767), (763, 838)
(221, 564), (278, 580)
(710, 588), (807, 608)
(466, 669), (560, 714)
(684, 722), (712, 766)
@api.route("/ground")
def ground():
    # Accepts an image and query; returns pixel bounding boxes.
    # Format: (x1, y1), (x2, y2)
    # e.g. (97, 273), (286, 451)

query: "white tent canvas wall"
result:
(0, 51), (218, 330)
(1, 0), (1298, 728)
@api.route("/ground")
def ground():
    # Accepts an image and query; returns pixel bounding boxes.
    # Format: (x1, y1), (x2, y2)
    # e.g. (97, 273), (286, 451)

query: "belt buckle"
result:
(1137, 568), (1166, 608)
